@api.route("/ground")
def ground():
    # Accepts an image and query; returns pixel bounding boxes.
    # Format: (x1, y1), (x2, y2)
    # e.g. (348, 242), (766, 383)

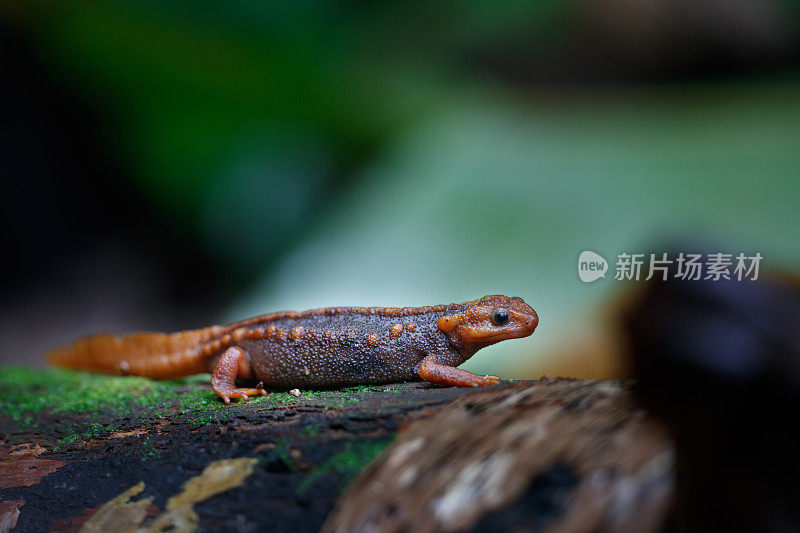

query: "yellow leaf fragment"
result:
(80, 482), (152, 533)
(80, 458), (258, 533)
(147, 457), (258, 533)
(167, 457), (259, 510)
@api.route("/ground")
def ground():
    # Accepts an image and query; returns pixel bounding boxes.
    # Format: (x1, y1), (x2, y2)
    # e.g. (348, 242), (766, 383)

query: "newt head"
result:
(437, 295), (538, 347)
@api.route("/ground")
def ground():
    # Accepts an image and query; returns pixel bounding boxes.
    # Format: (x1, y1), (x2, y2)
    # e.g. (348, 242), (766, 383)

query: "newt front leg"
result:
(418, 354), (501, 387)
(210, 347), (267, 403)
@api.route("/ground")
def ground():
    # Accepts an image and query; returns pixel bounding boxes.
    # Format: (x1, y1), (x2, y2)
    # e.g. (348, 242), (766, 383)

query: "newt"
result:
(47, 295), (538, 403)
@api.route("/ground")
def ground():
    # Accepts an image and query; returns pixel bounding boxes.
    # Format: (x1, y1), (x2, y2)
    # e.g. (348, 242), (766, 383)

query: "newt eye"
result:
(492, 310), (509, 326)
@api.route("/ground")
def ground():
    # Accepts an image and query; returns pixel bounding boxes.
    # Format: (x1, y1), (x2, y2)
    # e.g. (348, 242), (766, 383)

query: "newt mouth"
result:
(462, 322), (538, 344)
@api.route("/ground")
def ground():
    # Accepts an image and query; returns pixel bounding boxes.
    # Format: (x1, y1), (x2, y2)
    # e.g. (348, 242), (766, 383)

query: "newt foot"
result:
(216, 385), (267, 404)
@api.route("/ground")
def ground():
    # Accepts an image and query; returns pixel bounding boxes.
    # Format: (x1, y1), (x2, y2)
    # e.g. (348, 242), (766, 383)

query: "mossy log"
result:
(0, 369), (674, 532)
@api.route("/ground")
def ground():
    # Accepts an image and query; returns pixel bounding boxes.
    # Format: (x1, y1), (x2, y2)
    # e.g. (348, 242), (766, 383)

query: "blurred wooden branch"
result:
(325, 380), (675, 533)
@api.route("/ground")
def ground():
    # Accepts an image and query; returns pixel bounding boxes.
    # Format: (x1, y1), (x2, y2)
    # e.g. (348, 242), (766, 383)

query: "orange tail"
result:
(47, 326), (225, 379)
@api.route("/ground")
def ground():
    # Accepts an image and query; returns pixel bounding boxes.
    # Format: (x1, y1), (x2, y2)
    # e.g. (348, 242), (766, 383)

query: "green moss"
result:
(140, 436), (162, 459)
(0, 366), (223, 434)
(260, 385), (379, 409)
(0, 367), (385, 416)
(252, 389), (329, 404)
(302, 424), (321, 437)
(342, 384), (374, 394)
(1, 366), (203, 418)
(175, 388), (232, 426)
(54, 422), (117, 451)
(0, 366), (396, 435)
(274, 439), (297, 472)
(241, 387), (367, 408)
(183, 409), (229, 427)
(296, 438), (391, 496)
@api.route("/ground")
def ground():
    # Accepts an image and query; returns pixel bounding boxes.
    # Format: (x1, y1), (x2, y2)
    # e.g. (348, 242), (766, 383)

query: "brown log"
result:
(324, 379), (675, 533)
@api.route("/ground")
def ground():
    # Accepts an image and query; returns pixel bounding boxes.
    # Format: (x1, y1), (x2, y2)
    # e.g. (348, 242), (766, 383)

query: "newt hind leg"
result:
(211, 347), (267, 403)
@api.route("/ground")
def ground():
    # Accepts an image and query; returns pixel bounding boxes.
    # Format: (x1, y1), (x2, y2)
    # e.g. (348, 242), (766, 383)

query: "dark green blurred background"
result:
(2, 1), (799, 378)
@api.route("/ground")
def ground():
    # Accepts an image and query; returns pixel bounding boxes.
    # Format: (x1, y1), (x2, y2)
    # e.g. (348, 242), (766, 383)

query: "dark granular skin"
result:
(240, 307), (467, 388)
